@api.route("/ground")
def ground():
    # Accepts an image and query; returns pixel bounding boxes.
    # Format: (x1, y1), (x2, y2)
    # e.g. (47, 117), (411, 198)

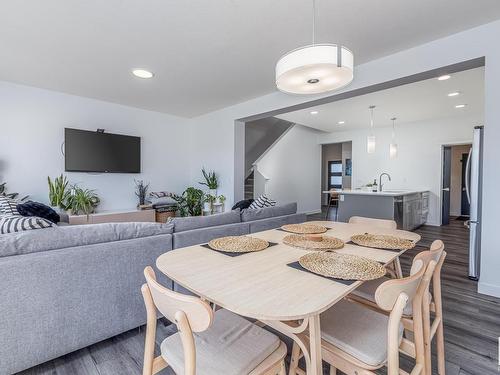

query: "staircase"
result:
(244, 171), (254, 200)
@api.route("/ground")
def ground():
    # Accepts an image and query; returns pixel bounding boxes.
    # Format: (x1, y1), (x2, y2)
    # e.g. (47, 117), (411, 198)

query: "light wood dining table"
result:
(156, 220), (421, 375)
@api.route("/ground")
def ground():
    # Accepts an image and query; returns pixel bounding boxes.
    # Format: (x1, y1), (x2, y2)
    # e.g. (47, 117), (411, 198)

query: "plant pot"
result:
(203, 202), (211, 211)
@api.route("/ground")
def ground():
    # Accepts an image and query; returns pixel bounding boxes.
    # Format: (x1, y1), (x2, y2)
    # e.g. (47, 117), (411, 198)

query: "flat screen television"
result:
(64, 128), (141, 173)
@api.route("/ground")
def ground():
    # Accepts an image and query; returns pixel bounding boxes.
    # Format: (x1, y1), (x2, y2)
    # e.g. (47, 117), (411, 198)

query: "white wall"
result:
(188, 20), (500, 297)
(0, 81), (191, 211)
(318, 116), (479, 226)
(253, 125), (321, 214)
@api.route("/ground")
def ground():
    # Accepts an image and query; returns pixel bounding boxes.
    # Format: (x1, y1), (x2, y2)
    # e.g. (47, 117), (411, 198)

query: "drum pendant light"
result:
(275, 0), (354, 94)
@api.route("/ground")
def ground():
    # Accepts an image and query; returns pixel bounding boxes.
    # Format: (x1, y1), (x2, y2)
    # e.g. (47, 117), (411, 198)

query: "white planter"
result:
(203, 202), (211, 211)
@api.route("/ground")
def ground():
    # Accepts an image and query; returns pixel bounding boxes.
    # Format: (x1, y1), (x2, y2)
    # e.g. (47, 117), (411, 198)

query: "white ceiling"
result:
(276, 67), (485, 132)
(0, 1), (499, 118)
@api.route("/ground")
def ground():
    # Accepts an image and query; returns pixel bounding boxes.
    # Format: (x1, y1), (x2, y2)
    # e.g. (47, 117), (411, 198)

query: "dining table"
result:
(156, 220), (421, 375)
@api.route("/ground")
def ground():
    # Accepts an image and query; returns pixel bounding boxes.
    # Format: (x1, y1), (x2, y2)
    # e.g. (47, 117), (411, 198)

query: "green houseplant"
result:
(171, 187), (203, 217)
(48, 174), (70, 209)
(66, 186), (100, 216)
(199, 168), (218, 195)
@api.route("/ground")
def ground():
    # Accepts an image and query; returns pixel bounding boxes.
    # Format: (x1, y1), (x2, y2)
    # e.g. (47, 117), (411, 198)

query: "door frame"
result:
(439, 141), (473, 226)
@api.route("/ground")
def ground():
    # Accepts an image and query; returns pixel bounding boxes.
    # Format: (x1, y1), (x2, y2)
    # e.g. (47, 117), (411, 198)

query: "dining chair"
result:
(348, 216), (403, 278)
(141, 266), (287, 375)
(348, 216), (397, 229)
(289, 256), (435, 375)
(348, 240), (446, 375)
(325, 190), (339, 221)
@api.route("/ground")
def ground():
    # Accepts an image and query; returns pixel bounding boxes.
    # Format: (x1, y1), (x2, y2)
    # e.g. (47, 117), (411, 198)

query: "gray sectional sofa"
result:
(0, 203), (305, 374)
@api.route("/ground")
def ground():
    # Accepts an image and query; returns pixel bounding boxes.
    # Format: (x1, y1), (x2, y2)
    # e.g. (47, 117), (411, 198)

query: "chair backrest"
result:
(143, 266), (213, 333)
(375, 258), (427, 311)
(410, 240), (444, 275)
(348, 216), (397, 230)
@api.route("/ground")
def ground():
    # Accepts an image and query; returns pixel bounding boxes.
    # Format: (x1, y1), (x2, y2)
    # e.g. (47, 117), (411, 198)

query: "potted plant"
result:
(204, 194), (217, 214)
(66, 186), (100, 217)
(217, 194), (226, 205)
(171, 187), (203, 217)
(0, 182), (23, 200)
(199, 168), (218, 196)
(134, 179), (150, 207)
(47, 174), (70, 211)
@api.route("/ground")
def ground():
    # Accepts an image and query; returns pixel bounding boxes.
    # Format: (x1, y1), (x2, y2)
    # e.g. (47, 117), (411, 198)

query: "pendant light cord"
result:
(312, 0), (316, 45)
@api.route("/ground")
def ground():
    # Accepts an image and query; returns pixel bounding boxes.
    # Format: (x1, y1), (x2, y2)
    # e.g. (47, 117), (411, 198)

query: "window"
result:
(328, 160), (342, 190)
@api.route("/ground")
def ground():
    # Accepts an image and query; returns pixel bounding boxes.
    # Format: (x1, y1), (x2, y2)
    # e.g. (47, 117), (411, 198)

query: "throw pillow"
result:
(0, 196), (20, 215)
(231, 199), (254, 211)
(248, 195), (276, 209)
(16, 201), (61, 224)
(0, 215), (53, 234)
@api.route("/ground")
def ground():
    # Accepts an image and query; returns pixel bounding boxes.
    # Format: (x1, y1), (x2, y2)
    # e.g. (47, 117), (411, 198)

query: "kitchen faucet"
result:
(379, 173), (391, 192)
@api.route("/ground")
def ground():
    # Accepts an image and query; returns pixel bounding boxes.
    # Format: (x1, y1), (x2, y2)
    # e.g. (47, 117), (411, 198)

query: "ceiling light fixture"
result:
(132, 69), (154, 79)
(437, 75), (451, 81)
(310, 110), (319, 115)
(338, 121), (345, 125)
(367, 105), (376, 154)
(455, 104), (467, 108)
(390, 117), (398, 159)
(448, 91), (460, 97)
(275, 0), (354, 94)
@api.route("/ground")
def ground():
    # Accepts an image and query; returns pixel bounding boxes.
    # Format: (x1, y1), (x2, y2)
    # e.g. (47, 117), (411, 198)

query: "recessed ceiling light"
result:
(437, 75), (451, 81)
(132, 69), (154, 79)
(310, 110), (319, 115)
(455, 104), (467, 108)
(448, 91), (460, 97)
(338, 121), (345, 125)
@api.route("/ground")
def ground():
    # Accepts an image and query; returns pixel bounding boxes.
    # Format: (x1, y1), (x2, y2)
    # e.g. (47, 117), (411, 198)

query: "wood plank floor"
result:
(18, 214), (500, 375)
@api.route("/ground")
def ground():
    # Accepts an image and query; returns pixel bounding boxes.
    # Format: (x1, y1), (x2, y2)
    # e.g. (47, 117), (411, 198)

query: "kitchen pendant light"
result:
(367, 106), (376, 154)
(275, 0), (354, 94)
(390, 117), (398, 159)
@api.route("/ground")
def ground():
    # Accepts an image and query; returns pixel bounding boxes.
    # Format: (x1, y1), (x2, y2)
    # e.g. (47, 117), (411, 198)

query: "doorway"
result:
(442, 143), (472, 225)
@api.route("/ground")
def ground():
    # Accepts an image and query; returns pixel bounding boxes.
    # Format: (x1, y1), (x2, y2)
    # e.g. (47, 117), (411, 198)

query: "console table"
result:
(68, 209), (156, 225)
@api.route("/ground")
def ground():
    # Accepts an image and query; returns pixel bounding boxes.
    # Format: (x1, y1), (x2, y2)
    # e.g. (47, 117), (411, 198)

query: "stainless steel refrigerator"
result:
(466, 126), (484, 280)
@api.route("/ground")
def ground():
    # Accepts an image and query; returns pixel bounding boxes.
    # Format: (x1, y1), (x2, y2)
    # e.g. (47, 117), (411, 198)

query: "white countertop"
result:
(322, 189), (429, 197)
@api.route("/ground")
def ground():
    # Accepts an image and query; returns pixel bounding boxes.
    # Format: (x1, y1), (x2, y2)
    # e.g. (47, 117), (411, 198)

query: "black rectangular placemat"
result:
(286, 261), (356, 285)
(346, 241), (402, 252)
(201, 242), (278, 257)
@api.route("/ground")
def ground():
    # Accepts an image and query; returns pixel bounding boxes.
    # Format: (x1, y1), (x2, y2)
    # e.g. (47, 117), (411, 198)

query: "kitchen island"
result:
(326, 189), (430, 230)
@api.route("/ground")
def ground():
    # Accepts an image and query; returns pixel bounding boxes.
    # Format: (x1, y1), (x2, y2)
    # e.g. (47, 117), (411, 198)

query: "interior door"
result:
(442, 146), (452, 225)
(461, 152), (471, 216)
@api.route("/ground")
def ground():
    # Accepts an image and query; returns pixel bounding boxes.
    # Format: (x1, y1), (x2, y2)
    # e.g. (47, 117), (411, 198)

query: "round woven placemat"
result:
(281, 223), (328, 234)
(350, 233), (415, 251)
(208, 236), (269, 253)
(299, 252), (387, 280)
(283, 234), (344, 251)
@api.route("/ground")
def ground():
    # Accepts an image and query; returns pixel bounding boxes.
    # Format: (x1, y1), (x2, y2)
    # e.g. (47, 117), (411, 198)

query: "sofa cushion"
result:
(248, 194), (276, 209)
(169, 210), (241, 233)
(0, 196), (20, 215)
(0, 222), (174, 258)
(241, 202), (297, 222)
(16, 201), (60, 224)
(0, 215), (53, 234)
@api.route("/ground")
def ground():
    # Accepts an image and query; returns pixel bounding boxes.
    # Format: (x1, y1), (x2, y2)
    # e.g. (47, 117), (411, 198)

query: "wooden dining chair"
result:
(348, 240), (446, 375)
(289, 256), (435, 375)
(348, 216), (397, 229)
(325, 190), (340, 221)
(141, 266), (287, 375)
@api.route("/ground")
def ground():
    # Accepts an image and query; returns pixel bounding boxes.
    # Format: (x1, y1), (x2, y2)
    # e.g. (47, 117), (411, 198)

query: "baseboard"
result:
(478, 282), (500, 298)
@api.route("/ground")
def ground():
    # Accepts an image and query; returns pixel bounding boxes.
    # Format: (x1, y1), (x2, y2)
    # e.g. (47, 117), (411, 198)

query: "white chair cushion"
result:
(320, 299), (403, 367)
(161, 308), (280, 375)
(351, 278), (432, 316)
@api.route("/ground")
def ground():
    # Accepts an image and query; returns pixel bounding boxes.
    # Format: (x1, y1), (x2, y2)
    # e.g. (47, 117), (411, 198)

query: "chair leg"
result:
(422, 295), (432, 375)
(334, 203), (338, 221)
(436, 318), (446, 374)
(329, 365), (337, 375)
(325, 199), (332, 220)
(288, 342), (301, 375)
(278, 360), (286, 375)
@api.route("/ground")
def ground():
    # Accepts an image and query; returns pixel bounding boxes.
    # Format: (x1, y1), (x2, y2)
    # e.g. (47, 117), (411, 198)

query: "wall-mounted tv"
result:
(65, 128), (141, 173)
